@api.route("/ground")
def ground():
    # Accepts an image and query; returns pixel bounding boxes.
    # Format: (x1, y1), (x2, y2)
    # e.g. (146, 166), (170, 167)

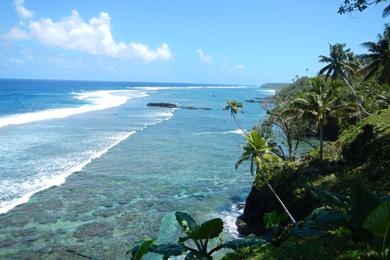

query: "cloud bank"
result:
(4, 1), (172, 62)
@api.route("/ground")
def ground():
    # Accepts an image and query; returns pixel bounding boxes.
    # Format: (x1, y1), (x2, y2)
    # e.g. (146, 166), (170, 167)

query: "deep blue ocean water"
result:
(0, 79), (274, 258)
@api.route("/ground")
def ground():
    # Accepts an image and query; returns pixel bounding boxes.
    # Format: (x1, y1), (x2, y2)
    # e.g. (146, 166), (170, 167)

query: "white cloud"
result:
(224, 58), (245, 73)
(2, 27), (30, 40)
(234, 64), (245, 70)
(9, 57), (24, 64)
(14, 0), (33, 20)
(197, 49), (214, 64)
(5, 2), (172, 62)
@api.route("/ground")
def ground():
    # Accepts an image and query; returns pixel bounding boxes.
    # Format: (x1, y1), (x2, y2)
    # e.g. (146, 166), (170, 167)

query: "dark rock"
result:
(245, 99), (256, 103)
(93, 208), (120, 218)
(147, 102), (178, 108)
(237, 184), (317, 236)
(147, 103), (211, 110)
(12, 227), (36, 238)
(179, 106), (211, 111)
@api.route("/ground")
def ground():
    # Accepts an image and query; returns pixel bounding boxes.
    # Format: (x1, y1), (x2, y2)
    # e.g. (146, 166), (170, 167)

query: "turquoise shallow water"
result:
(0, 80), (273, 258)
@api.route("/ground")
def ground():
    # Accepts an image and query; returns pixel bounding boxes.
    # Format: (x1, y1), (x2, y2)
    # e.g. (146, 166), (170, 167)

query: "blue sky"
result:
(0, 0), (387, 84)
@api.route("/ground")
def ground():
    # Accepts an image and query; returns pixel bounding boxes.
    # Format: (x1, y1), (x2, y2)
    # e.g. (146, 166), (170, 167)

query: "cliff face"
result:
(237, 109), (390, 236)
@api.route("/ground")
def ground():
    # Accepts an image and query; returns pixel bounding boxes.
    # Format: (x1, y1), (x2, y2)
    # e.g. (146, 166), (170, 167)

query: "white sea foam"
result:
(258, 89), (276, 95)
(223, 129), (244, 135)
(132, 85), (255, 91)
(0, 90), (148, 128)
(193, 129), (244, 136)
(220, 202), (245, 238)
(0, 101), (177, 215)
(0, 131), (135, 214)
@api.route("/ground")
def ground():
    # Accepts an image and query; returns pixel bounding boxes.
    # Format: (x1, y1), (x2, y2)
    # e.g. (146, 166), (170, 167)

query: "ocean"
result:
(0, 79), (274, 258)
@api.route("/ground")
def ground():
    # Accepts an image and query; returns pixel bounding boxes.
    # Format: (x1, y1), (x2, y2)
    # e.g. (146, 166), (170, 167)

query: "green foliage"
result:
(235, 128), (279, 175)
(148, 243), (187, 259)
(222, 236), (268, 251)
(361, 25), (390, 84)
(277, 77), (311, 97)
(300, 207), (349, 231)
(263, 210), (288, 229)
(350, 180), (382, 230)
(338, 0), (390, 18)
(129, 211), (268, 259)
(130, 239), (154, 260)
(364, 201), (390, 238)
(288, 77), (357, 160)
(224, 100), (243, 115)
(318, 43), (357, 80)
(310, 186), (348, 208)
(196, 218), (224, 240)
(364, 201), (390, 254)
(223, 231), (371, 260)
(221, 19), (390, 260)
(224, 100), (247, 134)
(175, 211), (198, 239)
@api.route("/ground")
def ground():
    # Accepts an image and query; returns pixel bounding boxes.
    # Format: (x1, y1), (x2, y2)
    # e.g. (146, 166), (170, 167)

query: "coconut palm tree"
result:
(383, 4), (390, 17)
(224, 100), (247, 135)
(318, 43), (370, 115)
(361, 25), (390, 85)
(235, 128), (296, 224)
(290, 78), (355, 161)
(319, 43), (358, 80)
(236, 129), (296, 223)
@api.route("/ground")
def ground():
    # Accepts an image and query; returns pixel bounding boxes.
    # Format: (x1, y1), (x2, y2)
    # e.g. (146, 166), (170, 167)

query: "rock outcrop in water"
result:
(147, 103), (211, 110)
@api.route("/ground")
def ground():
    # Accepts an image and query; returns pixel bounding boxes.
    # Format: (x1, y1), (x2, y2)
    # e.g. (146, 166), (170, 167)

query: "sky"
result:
(0, 0), (388, 84)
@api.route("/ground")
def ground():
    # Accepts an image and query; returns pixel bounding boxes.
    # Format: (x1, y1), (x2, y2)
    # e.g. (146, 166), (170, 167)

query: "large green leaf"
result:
(130, 239), (154, 260)
(175, 211), (199, 238)
(196, 218), (224, 239)
(303, 207), (349, 229)
(363, 201), (390, 238)
(149, 243), (187, 258)
(222, 237), (268, 250)
(310, 186), (348, 208)
(350, 180), (381, 229)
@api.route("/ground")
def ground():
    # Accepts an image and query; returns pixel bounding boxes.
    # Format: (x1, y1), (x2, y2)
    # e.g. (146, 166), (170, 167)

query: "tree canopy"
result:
(338, 0), (390, 17)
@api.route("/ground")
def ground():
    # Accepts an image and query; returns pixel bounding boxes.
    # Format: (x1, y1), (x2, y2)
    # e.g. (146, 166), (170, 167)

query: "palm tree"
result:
(319, 43), (357, 80)
(290, 78), (354, 161)
(235, 128), (296, 224)
(319, 43), (369, 115)
(361, 25), (390, 85)
(383, 4), (390, 17)
(224, 100), (247, 135)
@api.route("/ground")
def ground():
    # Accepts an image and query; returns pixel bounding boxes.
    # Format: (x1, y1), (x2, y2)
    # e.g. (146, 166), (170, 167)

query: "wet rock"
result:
(147, 102), (177, 108)
(0, 239), (17, 248)
(0, 215), (29, 227)
(73, 222), (114, 239)
(179, 106), (211, 111)
(36, 212), (61, 224)
(12, 227), (36, 238)
(246, 99), (256, 103)
(147, 103), (211, 110)
(93, 208), (120, 218)
(237, 184), (317, 236)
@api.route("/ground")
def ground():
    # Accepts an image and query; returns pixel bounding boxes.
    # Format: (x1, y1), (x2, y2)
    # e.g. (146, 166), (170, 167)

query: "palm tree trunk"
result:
(287, 134), (293, 160)
(319, 124), (324, 161)
(232, 114), (248, 136)
(342, 77), (371, 116)
(266, 182), (296, 224)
